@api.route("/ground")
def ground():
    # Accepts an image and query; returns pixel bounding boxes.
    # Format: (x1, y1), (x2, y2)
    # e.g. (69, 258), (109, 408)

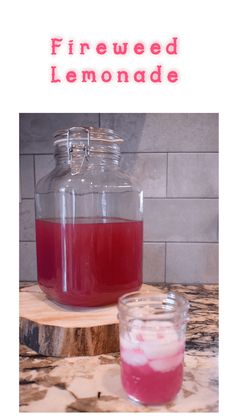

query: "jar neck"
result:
(54, 142), (120, 171)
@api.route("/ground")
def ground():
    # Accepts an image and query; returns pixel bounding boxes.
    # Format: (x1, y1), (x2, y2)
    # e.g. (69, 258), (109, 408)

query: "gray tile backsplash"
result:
(143, 243), (165, 283)
(20, 155), (35, 199)
(100, 113), (218, 152)
(35, 154), (55, 184)
(166, 243), (218, 283)
(20, 199), (36, 241)
(20, 113), (218, 283)
(168, 153), (218, 197)
(144, 198), (218, 242)
(20, 113), (99, 154)
(20, 242), (37, 281)
(121, 153), (167, 197)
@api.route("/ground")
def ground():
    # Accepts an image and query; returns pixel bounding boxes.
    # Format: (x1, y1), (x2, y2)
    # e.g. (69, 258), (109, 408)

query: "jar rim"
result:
(118, 290), (189, 320)
(53, 126), (124, 145)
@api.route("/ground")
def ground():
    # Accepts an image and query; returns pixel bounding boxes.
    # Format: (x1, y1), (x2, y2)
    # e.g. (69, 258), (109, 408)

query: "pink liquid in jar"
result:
(120, 320), (185, 405)
(36, 217), (143, 307)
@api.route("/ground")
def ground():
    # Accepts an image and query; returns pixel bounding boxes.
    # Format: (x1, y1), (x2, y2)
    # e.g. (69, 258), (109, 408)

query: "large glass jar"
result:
(35, 127), (143, 307)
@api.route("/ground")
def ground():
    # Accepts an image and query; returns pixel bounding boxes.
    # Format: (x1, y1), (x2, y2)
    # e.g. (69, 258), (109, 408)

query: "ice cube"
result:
(139, 322), (184, 359)
(140, 339), (170, 359)
(131, 319), (144, 328)
(120, 333), (140, 350)
(149, 352), (184, 372)
(129, 327), (145, 342)
(143, 337), (184, 358)
(139, 327), (158, 341)
(139, 341), (160, 359)
(121, 349), (148, 366)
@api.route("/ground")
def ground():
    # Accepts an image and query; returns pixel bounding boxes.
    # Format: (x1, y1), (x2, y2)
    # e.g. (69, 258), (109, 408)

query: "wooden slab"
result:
(20, 284), (156, 357)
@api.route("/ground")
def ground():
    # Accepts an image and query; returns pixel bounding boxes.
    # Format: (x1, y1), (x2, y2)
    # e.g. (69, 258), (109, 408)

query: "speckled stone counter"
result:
(19, 284), (218, 412)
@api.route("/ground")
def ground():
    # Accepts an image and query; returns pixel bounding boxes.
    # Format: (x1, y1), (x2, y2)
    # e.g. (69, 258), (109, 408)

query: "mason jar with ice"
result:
(118, 291), (189, 405)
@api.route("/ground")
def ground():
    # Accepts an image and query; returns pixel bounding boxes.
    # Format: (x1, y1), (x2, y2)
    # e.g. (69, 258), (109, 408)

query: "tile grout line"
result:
(121, 151), (219, 154)
(164, 242), (167, 283)
(20, 153), (54, 156)
(144, 197), (218, 200)
(33, 155), (36, 189)
(20, 240), (36, 243)
(19, 151), (219, 156)
(144, 241), (219, 244)
(21, 196), (219, 200)
(33, 155), (37, 235)
(166, 152), (169, 197)
(19, 240), (219, 244)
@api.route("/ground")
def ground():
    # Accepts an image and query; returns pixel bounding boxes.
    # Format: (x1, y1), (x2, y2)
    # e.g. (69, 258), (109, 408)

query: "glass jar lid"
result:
(53, 127), (124, 145)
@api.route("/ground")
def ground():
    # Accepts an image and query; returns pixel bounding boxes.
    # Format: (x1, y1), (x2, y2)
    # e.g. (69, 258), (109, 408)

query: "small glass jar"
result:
(118, 291), (189, 405)
(35, 127), (143, 307)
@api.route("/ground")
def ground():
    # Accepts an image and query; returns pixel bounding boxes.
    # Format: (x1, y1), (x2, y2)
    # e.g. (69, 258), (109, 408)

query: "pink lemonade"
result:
(36, 217), (143, 307)
(120, 320), (185, 405)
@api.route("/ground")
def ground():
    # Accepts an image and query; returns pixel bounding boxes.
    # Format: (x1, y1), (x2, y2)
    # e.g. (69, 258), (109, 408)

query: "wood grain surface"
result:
(20, 284), (156, 357)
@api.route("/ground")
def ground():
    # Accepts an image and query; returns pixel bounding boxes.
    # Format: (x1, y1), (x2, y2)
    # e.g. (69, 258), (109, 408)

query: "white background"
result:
(0, 0), (235, 416)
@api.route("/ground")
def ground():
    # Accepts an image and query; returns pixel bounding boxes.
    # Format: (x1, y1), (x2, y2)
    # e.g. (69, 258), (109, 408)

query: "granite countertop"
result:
(20, 283), (218, 412)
